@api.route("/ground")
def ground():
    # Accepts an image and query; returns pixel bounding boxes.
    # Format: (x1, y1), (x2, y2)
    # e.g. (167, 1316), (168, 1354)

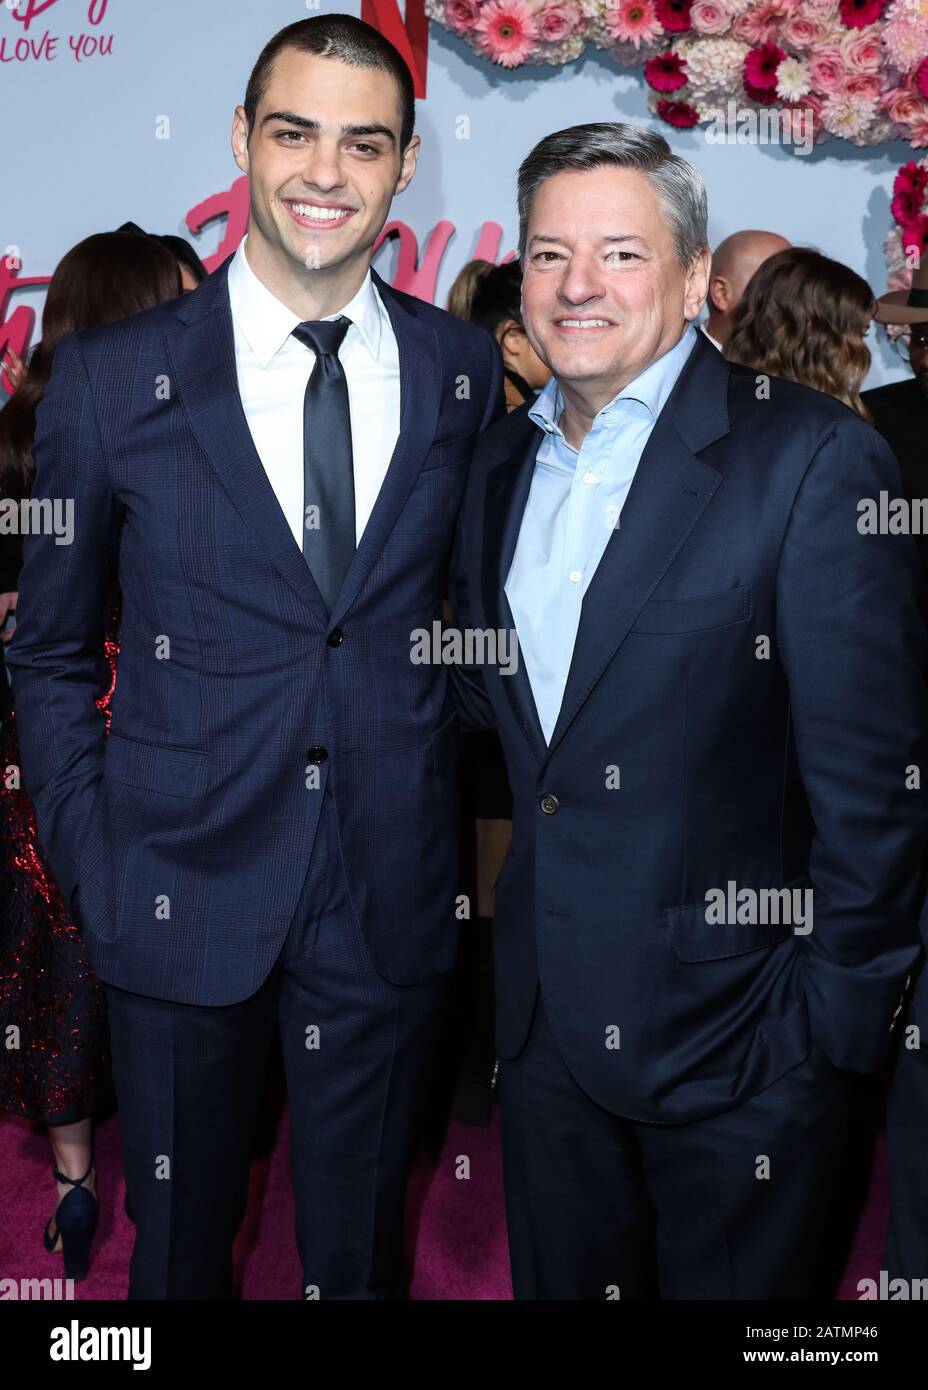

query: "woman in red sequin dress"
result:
(0, 232), (184, 1278)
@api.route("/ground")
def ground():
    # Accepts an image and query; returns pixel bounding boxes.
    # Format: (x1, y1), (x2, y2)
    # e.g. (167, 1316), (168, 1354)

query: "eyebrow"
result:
(261, 112), (397, 145)
(528, 233), (649, 248)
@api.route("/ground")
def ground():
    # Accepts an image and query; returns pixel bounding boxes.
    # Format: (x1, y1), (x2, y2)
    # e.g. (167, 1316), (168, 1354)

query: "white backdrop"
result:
(0, 0), (915, 388)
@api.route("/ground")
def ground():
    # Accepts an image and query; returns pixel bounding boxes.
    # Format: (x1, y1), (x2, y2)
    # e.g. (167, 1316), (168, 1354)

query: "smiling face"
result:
(521, 166), (709, 410)
(232, 47), (419, 312)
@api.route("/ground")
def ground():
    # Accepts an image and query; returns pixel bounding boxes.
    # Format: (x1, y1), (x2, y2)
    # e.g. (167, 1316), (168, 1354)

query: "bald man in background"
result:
(702, 229), (791, 349)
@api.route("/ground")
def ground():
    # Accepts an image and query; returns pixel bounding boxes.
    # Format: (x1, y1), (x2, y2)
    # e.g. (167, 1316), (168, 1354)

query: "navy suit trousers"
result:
(105, 792), (451, 1300)
(499, 989), (853, 1300)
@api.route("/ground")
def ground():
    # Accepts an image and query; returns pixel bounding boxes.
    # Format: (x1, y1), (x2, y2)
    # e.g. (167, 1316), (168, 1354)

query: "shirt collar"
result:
(227, 233), (384, 367)
(529, 322), (698, 440)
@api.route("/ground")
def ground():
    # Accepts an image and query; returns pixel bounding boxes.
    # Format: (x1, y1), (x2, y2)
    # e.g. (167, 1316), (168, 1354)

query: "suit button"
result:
(305, 747), (328, 764)
(539, 793), (559, 815)
(327, 628), (344, 647)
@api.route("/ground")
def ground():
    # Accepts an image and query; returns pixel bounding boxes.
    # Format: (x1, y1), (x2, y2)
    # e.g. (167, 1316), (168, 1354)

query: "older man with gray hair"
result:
(450, 122), (928, 1299)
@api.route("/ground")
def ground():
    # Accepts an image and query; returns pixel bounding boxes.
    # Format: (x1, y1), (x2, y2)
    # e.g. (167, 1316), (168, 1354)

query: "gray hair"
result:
(517, 122), (708, 268)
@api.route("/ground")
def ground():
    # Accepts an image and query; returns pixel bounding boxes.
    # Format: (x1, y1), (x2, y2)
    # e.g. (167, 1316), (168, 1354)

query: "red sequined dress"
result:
(0, 605), (118, 1124)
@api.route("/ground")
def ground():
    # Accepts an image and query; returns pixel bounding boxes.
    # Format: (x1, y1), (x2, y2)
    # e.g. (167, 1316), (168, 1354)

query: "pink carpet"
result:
(0, 1102), (885, 1300)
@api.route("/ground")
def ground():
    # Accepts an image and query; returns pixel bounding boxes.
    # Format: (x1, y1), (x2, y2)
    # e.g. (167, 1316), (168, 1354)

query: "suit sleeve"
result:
(6, 331), (120, 911)
(445, 336), (506, 732)
(777, 416), (928, 1072)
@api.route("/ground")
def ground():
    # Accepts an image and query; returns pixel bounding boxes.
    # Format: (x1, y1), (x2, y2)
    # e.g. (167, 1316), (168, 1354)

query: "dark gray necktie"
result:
(292, 317), (355, 612)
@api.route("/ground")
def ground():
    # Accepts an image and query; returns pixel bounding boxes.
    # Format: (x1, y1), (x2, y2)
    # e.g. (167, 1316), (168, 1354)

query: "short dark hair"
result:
(243, 14), (416, 154)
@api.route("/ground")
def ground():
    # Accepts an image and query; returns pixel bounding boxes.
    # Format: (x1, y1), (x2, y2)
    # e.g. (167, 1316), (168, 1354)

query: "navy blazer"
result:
(8, 255), (505, 1004)
(450, 331), (928, 1124)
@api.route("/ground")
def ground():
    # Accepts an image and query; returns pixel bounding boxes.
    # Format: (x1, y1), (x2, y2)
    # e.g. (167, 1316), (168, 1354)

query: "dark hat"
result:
(875, 259), (928, 326)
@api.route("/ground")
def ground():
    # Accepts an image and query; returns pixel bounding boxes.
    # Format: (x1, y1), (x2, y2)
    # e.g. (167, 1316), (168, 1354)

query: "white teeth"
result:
(291, 203), (351, 221)
(559, 319), (610, 328)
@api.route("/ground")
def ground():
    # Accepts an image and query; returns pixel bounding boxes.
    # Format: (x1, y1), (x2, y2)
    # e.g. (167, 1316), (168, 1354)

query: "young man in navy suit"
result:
(450, 122), (928, 1299)
(9, 15), (504, 1299)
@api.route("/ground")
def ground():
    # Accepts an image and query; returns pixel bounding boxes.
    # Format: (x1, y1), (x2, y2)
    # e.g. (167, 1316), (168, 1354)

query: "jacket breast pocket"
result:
(632, 585), (752, 634)
(664, 874), (811, 961)
(420, 434), (474, 472)
(103, 732), (212, 799)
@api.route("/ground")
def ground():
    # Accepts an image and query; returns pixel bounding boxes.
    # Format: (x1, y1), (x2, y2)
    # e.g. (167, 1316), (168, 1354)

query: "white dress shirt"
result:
(505, 325), (698, 743)
(699, 321), (723, 352)
(226, 235), (401, 548)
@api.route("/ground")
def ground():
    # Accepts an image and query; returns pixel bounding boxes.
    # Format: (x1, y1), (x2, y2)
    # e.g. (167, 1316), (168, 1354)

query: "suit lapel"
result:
(165, 257), (441, 625)
(167, 257), (327, 618)
(482, 406), (549, 761)
(479, 332), (732, 763)
(331, 267), (440, 624)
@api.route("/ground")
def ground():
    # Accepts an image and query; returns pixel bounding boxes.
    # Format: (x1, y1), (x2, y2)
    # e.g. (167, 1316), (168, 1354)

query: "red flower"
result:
(838, 0), (886, 29)
(654, 0), (691, 32)
(744, 43), (786, 91)
(657, 98), (700, 127)
(645, 52), (688, 92)
(894, 160), (928, 220)
(893, 190), (925, 225)
(900, 215), (928, 261)
(743, 81), (780, 106)
(916, 59), (928, 101)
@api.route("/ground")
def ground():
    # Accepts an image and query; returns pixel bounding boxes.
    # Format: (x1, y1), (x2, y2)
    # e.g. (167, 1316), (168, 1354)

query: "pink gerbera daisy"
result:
(656, 98), (700, 127)
(645, 52), (688, 92)
(917, 59), (928, 101)
(654, 0), (692, 31)
(474, 0), (538, 67)
(838, 0), (886, 29)
(605, 0), (663, 49)
(744, 43), (787, 91)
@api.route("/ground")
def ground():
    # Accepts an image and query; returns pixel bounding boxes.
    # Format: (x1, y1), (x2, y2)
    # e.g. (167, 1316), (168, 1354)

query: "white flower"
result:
(775, 57), (811, 102)
(821, 93), (878, 141)
(674, 36), (748, 94)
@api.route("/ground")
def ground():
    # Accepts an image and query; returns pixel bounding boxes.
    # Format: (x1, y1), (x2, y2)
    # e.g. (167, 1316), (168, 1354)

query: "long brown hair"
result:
(0, 231), (182, 500)
(725, 247), (875, 421)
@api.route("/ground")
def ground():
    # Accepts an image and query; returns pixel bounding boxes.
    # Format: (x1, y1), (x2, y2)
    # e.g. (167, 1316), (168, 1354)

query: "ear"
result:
(231, 105), (250, 176)
(395, 135), (421, 195)
(708, 274), (731, 314)
(496, 319), (524, 370)
(683, 247), (711, 322)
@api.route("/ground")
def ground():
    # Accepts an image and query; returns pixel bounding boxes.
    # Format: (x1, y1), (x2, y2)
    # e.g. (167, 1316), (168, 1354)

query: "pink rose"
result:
(846, 72), (882, 102)
(732, 3), (779, 45)
(445, 0), (481, 33)
(910, 121), (928, 149)
(537, 1), (578, 42)
(807, 46), (847, 95)
(841, 29), (882, 74)
(690, 0), (730, 33)
(781, 16), (823, 48)
(882, 88), (924, 127)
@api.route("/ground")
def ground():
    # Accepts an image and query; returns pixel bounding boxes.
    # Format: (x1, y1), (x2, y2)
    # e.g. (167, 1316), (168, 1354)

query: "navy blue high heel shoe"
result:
(43, 1162), (98, 1283)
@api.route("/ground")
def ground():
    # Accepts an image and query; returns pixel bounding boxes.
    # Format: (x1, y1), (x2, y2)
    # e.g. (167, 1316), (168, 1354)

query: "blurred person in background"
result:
(725, 247), (874, 419)
(701, 229), (790, 350)
(117, 221), (208, 291)
(872, 257), (928, 1285)
(0, 232), (183, 1281)
(864, 260), (928, 604)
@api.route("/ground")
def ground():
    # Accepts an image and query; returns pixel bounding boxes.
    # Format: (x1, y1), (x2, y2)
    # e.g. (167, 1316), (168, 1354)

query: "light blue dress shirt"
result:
(504, 323), (698, 743)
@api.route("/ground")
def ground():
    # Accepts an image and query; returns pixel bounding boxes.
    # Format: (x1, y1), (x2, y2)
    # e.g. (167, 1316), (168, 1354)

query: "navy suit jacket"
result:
(451, 331), (928, 1124)
(8, 255), (505, 1003)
